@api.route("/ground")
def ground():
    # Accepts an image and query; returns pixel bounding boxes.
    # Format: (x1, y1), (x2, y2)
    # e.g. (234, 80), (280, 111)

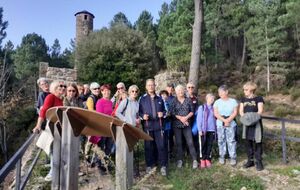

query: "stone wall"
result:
(154, 71), (187, 92)
(39, 62), (77, 84)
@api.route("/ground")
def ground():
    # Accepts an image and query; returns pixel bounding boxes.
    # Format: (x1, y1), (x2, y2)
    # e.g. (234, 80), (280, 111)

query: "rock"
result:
(292, 169), (300, 175)
(240, 187), (247, 190)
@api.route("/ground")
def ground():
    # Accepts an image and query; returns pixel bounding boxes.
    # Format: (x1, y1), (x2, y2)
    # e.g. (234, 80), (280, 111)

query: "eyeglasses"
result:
(93, 88), (100, 90)
(117, 87), (124, 90)
(243, 89), (250, 91)
(68, 90), (76, 92)
(59, 85), (67, 88)
(187, 86), (194, 89)
(131, 90), (138, 93)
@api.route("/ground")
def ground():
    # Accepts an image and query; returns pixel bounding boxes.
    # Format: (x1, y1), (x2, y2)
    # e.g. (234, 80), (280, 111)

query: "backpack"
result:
(114, 98), (129, 119)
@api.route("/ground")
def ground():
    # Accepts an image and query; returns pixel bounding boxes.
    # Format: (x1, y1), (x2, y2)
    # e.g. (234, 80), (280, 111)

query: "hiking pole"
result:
(199, 133), (202, 159)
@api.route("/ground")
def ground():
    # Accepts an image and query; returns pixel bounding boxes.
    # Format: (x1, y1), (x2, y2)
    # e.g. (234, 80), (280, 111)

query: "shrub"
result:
(289, 87), (300, 101)
(274, 105), (292, 117)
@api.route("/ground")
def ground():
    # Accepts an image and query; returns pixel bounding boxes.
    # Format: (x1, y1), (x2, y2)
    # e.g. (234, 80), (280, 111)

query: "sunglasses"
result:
(68, 90), (76, 92)
(187, 86), (194, 89)
(93, 88), (100, 90)
(131, 90), (138, 93)
(59, 85), (67, 88)
(117, 87), (124, 90)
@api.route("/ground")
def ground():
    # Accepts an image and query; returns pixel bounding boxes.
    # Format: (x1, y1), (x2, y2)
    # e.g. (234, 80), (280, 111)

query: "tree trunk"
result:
(265, 24), (270, 92)
(188, 0), (203, 91)
(240, 30), (246, 72)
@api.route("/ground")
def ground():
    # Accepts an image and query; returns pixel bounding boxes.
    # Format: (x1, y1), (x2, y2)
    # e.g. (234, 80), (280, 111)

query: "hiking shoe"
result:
(44, 173), (52, 182)
(230, 159), (237, 166)
(177, 160), (183, 168)
(256, 161), (264, 171)
(200, 160), (206, 169)
(243, 160), (255, 168)
(146, 167), (152, 174)
(192, 160), (198, 169)
(160, 166), (167, 176)
(219, 157), (225, 165)
(205, 160), (212, 168)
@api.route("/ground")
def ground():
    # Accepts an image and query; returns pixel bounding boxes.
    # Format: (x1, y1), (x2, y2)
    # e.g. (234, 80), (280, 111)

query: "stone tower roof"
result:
(74, 10), (95, 18)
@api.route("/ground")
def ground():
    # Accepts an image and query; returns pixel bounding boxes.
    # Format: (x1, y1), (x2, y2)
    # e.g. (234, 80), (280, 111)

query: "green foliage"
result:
(110, 12), (132, 28)
(0, 7), (8, 46)
(13, 33), (49, 79)
(49, 39), (73, 68)
(157, 0), (194, 71)
(50, 38), (61, 59)
(289, 87), (300, 101)
(162, 165), (264, 190)
(274, 105), (292, 117)
(76, 25), (155, 89)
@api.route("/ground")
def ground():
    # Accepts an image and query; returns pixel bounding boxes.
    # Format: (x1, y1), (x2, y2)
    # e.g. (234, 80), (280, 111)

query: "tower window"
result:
(84, 15), (87, 20)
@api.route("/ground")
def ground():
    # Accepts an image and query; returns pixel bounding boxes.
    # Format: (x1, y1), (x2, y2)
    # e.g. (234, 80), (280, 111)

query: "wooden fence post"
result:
(52, 122), (62, 190)
(115, 126), (133, 190)
(281, 120), (287, 164)
(60, 110), (80, 190)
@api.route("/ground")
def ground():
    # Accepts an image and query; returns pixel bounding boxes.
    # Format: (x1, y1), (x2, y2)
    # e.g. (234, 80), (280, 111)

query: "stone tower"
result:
(74, 10), (95, 45)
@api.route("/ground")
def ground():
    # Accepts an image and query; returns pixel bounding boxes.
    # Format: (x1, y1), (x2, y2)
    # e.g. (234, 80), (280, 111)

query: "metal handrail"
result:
(0, 133), (39, 189)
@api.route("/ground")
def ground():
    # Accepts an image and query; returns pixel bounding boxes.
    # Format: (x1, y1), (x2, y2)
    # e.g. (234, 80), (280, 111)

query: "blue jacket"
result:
(139, 93), (165, 131)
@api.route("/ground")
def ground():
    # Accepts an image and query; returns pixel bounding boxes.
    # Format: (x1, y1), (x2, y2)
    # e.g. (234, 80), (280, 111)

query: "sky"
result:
(1, 0), (171, 50)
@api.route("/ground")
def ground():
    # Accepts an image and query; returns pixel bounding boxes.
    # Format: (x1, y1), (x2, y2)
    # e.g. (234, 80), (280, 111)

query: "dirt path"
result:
(78, 165), (114, 190)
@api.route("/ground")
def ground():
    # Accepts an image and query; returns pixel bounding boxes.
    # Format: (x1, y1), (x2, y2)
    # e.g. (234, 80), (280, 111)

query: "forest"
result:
(0, 0), (299, 167)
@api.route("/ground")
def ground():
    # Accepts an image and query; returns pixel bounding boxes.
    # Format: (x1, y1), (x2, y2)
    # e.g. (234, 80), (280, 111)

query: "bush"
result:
(208, 85), (218, 94)
(289, 87), (300, 101)
(274, 105), (292, 117)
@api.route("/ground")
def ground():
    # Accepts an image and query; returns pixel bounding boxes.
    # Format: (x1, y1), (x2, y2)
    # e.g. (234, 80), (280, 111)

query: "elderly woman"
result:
(36, 77), (50, 115)
(170, 85), (198, 169)
(197, 93), (216, 169)
(32, 80), (66, 181)
(86, 82), (100, 111)
(239, 82), (264, 171)
(95, 84), (114, 173)
(33, 81), (66, 133)
(111, 82), (128, 116)
(63, 83), (83, 107)
(214, 85), (238, 166)
(115, 85), (140, 127)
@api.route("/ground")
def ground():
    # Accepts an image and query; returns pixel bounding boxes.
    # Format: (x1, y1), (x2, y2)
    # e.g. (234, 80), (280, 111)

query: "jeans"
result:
(217, 125), (237, 159)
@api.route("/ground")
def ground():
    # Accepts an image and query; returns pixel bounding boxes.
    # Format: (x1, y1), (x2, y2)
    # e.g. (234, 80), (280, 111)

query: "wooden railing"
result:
(262, 115), (300, 164)
(0, 115), (299, 189)
(0, 133), (41, 190)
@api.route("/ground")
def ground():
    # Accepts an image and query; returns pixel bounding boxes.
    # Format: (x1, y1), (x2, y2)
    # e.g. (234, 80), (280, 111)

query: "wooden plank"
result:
(60, 111), (69, 190)
(115, 125), (133, 190)
(52, 122), (61, 190)
(281, 121), (287, 164)
(59, 110), (80, 190)
(65, 111), (80, 190)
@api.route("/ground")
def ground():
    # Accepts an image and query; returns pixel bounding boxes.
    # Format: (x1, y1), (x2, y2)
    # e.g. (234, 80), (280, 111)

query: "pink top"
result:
(96, 98), (113, 115)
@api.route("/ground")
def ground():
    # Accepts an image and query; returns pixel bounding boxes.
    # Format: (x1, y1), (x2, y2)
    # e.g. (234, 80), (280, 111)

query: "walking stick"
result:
(199, 133), (202, 159)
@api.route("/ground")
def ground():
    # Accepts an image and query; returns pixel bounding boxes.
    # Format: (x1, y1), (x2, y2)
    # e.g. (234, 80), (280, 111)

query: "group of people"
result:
(33, 77), (265, 180)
